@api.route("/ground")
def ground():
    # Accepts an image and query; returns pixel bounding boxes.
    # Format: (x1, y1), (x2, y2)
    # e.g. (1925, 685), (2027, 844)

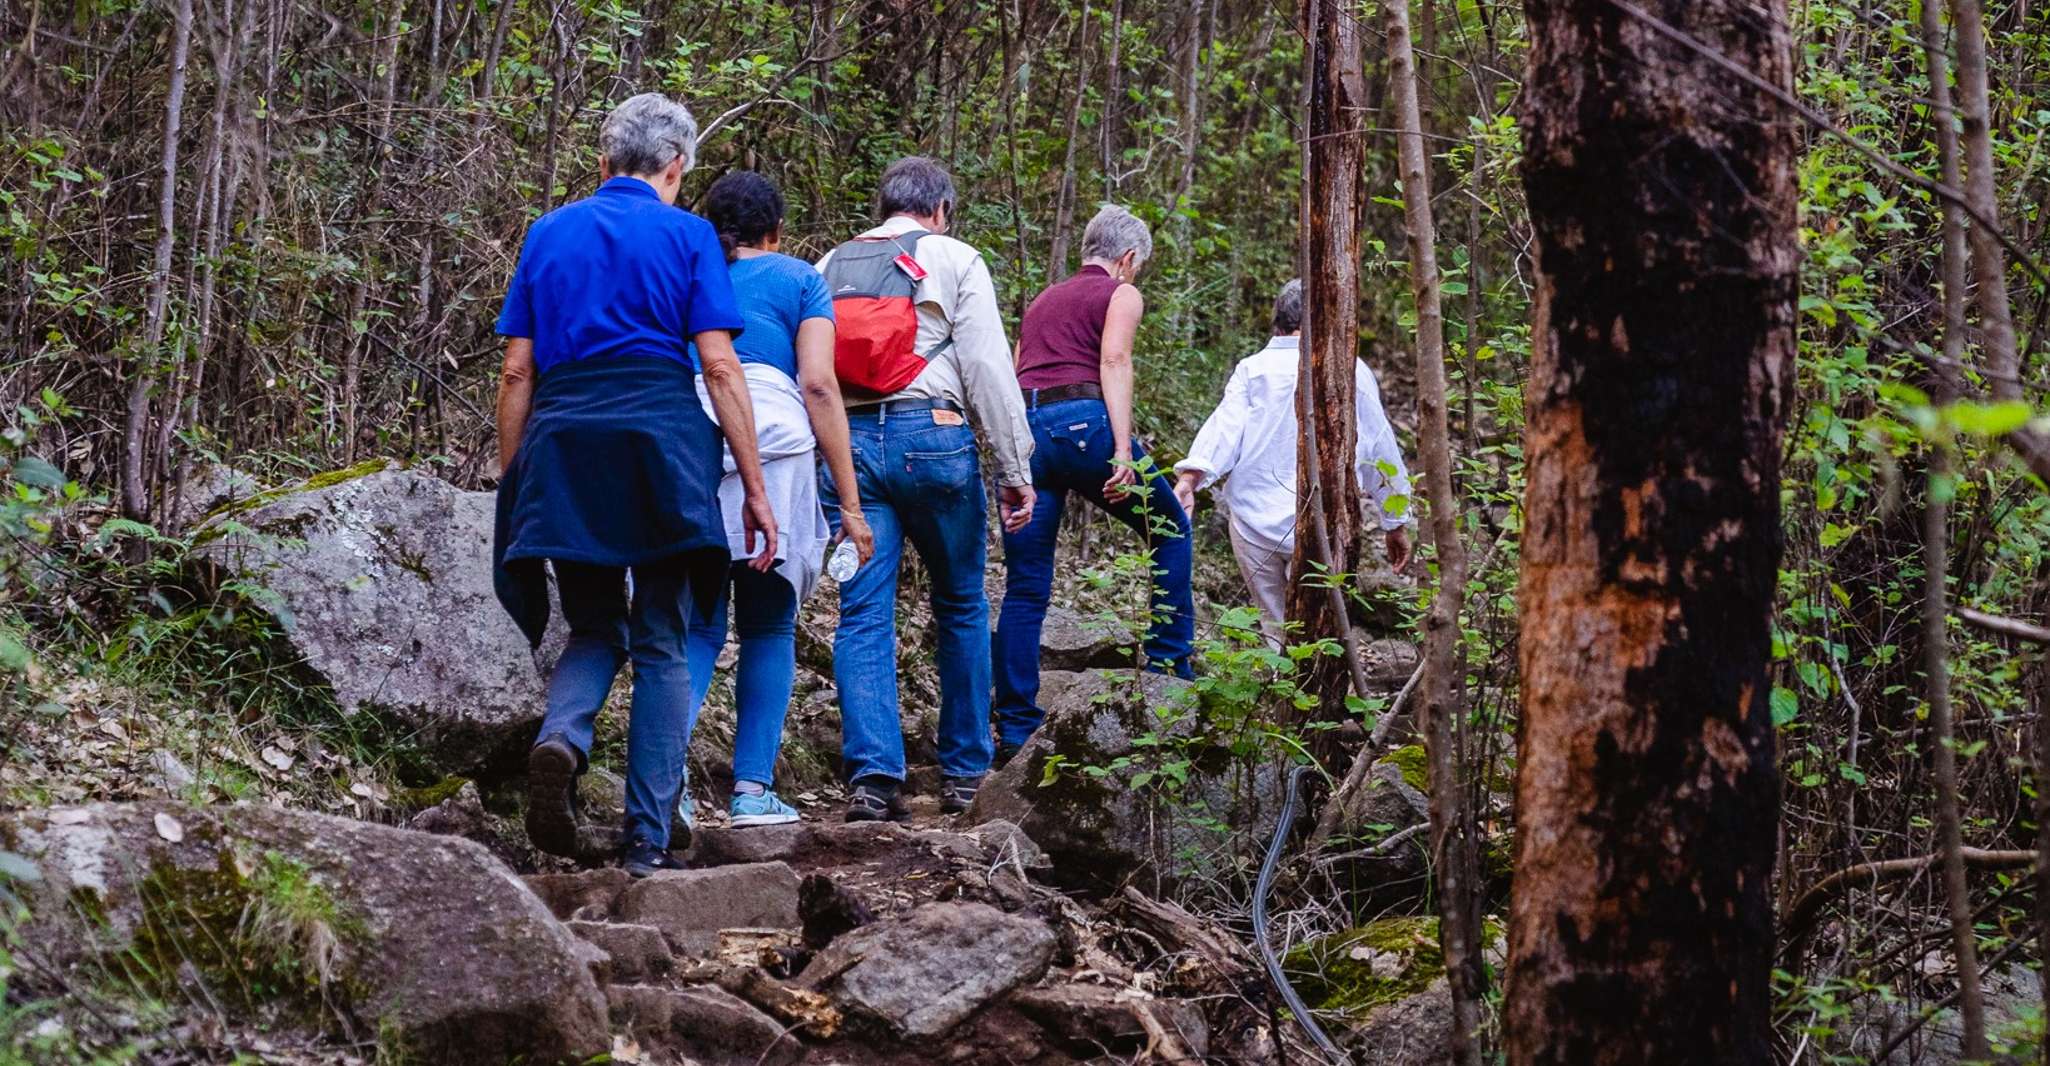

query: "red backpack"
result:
(822, 229), (953, 397)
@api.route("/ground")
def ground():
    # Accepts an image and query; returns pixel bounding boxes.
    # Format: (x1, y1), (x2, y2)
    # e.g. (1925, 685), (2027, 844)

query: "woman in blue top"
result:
(684, 170), (874, 828)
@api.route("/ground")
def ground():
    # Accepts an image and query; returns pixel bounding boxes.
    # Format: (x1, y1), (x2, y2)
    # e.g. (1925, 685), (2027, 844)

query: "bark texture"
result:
(1507, 3), (1798, 1063)
(1287, 0), (1366, 701)
(1384, 0), (1483, 1059)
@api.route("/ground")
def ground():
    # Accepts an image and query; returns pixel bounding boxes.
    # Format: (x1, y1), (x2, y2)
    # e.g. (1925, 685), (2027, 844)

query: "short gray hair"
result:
(1273, 278), (1304, 335)
(600, 93), (698, 178)
(1079, 205), (1153, 267)
(876, 156), (957, 219)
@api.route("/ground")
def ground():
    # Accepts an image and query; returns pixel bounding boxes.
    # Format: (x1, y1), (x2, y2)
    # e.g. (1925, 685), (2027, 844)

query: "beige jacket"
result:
(817, 215), (1033, 487)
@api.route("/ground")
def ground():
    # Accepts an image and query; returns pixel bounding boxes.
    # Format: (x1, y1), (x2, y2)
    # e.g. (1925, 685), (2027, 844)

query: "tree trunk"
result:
(1923, 444), (1988, 1060)
(1385, 1), (1483, 1060)
(1505, 3), (1798, 1063)
(1288, 0), (1367, 720)
(122, 0), (195, 523)
(2030, 568), (2050, 1066)
(1918, 10), (1989, 1057)
(1100, 0), (1122, 197)
(1947, 0), (2021, 397)
(1045, 0), (1093, 283)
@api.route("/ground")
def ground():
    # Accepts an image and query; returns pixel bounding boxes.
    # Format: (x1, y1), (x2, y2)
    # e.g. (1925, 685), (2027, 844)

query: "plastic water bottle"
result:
(827, 540), (861, 583)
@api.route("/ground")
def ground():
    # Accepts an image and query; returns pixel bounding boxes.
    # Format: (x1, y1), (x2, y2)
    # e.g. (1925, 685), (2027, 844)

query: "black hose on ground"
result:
(1253, 763), (1347, 1063)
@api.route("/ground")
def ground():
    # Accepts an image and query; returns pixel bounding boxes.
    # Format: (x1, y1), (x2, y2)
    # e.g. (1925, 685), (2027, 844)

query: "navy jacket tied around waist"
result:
(493, 356), (729, 647)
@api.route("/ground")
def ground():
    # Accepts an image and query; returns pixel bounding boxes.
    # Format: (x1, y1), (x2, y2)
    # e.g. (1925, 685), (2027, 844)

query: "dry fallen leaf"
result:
(261, 746), (296, 772)
(154, 812), (185, 843)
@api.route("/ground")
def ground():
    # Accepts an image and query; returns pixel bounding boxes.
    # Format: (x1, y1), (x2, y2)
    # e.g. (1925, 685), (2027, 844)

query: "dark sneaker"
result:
(940, 775), (984, 815)
(844, 780), (909, 823)
(524, 733), (581, 857)
(622, 839), (686, 878)
(993, 741), (1024, 771)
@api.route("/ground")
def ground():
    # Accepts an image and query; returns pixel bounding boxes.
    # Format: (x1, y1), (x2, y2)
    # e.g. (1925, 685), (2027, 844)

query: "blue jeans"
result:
(822, 409), (994, 783)
(536, 558), (697, 849)
(993, 398), (1195, 748)
(685, 564), (799, 787)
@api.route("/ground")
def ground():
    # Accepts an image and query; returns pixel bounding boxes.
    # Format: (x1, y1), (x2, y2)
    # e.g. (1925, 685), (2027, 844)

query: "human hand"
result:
(1102, 455), (1139, 504)
(1385, 527), (1413, 574)
(743, 494), (779, 572)
(1172, 475), (1198, 520)
(839, 507), (876, 564)
(999, 484), (1035, 534)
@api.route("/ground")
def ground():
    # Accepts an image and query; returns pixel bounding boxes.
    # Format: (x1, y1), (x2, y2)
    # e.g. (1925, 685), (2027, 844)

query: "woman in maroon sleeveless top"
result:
(992, 205), (1196, 763)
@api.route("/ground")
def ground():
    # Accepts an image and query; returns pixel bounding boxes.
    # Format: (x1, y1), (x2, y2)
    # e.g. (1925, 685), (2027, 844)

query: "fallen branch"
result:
(1957, 606), (2050, 645)
(1303, 660), (1423, 854)
(1313, 822), (1429, 866)
(1779, 847), (2036, 964)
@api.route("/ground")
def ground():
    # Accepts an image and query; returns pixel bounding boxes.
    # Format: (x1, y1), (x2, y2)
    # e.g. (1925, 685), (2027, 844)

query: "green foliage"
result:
(118, 850), (359, 1022)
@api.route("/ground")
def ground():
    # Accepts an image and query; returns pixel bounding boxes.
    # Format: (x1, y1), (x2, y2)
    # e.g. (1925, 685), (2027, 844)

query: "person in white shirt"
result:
(1172, 279), (1414, 645)
(813, 157), (1035, 822)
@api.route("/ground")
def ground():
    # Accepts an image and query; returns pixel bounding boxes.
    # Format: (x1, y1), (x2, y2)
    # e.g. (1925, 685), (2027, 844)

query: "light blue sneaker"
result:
(729, 789), (801, 828)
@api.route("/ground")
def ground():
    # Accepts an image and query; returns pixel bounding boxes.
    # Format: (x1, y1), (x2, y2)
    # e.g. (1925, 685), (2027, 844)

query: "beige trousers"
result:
(1228, 521), (1293, 647)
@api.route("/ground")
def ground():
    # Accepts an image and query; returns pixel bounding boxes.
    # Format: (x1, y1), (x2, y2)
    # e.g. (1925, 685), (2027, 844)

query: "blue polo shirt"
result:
(496, 177), (744, 374)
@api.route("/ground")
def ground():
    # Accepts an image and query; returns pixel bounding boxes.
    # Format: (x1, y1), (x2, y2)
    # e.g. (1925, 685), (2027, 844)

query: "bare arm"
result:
(1099, 284), (1143, 500)
(696, 329), (779, 571)
(795, 317), (874, 561)
(496, 338), (536, 475)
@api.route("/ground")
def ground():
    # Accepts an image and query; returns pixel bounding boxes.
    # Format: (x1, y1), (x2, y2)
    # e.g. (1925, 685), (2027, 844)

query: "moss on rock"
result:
(120, 848), (360, 1022)
(1380, 744), (1429, 792)
(393, 775), (471, 812)
(198, 458), (395, 530)
(1282, 916), (1443, 1015)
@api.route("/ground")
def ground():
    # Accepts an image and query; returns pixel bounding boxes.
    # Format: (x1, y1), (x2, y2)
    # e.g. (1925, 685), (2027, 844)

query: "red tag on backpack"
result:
(894, 253), (927, 281)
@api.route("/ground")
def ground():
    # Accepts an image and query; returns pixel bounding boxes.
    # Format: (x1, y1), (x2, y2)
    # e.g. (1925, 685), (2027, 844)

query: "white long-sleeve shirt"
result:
(1175, 335), (1413, 554)
(816, 216), (1034, 487)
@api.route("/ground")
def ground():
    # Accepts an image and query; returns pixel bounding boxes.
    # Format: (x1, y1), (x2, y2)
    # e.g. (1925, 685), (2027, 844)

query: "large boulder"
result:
(0, 801), (609, 1063)
(804, 901), (1055, 1038)
(196, 464), (552, 774)
(968, 669), (1285, 894)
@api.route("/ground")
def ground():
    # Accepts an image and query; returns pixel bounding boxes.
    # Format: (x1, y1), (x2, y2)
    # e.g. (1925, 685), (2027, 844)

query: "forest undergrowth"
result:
(2, 0), (2048, 1062)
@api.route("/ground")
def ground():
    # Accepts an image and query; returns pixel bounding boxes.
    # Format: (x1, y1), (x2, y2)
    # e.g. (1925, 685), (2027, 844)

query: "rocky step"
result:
(529, 819), (1239, 1064)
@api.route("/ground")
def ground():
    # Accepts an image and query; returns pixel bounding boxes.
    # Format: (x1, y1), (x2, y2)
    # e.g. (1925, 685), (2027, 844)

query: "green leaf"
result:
(1819, 523), (1855, 548)
(1770, 686), (1800, 726)
(1942, 400), (2034, 437)
(10, 456), (66, 489)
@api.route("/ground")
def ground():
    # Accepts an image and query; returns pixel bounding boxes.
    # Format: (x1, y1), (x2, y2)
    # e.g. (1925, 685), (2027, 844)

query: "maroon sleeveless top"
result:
(1015, 265), (1122, 388)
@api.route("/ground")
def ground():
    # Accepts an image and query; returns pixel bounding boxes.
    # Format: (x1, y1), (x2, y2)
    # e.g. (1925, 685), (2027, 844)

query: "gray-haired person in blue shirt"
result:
(493, 93), (777, 877)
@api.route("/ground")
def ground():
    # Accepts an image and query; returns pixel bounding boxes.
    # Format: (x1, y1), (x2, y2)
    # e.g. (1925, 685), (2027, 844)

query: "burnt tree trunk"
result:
(1506, 3), (1798, 1063)
(1288, 0), (1367, 722)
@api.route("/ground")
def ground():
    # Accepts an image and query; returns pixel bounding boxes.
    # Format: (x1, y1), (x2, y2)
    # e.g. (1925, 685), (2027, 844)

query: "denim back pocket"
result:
(1043, 408), (1107, 457)
(902, 432), (979, 499)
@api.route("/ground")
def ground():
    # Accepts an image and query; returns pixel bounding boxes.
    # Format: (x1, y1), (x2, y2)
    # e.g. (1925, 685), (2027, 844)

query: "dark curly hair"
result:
(701, 170), (786, 263)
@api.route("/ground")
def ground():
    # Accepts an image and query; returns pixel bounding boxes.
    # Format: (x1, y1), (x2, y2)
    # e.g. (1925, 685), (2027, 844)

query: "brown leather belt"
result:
(1022, 382), (1104, 406)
